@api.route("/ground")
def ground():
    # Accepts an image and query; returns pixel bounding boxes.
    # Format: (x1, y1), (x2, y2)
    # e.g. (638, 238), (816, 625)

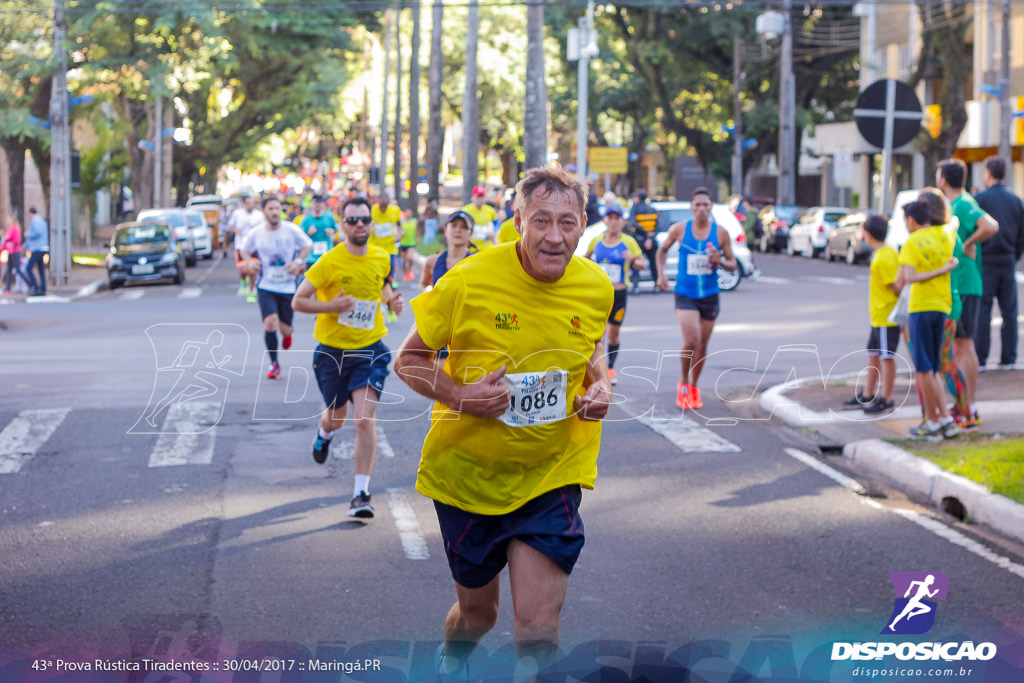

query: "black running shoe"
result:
(348, 491), (374, 519)
(863, 398), (894, 414)
(843, 392), (871, 407)
(312, 433), (331, 464)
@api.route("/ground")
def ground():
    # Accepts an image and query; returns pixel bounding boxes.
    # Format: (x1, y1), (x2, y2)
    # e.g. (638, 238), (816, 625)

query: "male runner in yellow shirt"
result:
(394, 166), (612, 678)
(462, 185), (498, 249)
(292, 197), (405, 519)
(370, 193), (402, 277)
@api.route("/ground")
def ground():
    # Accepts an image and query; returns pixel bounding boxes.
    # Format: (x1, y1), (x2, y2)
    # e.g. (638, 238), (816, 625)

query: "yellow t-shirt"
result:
(898, 225), (953, 315)
(869, 246), (900, 328)
(369, 204), (401, 255)
(409, 242), (614, 515)
(497, 217), (520, 243)
(303, 242), (392, 349)
(462, 203), (498, 249)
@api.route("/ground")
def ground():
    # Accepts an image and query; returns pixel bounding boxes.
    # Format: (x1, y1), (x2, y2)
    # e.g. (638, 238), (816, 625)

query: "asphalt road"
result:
(1, 251), (1022, 682)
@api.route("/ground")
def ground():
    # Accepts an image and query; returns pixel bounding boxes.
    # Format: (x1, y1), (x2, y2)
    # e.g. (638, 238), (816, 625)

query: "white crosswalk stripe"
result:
(119, 290), (145, 300)
(386, 488), (430, 560)
(147, 401), (220, 467)
(328, 424), (396, 460)
(178, 287), (203, 298)
(0, 408), (72, 474)
(637, 410), (742, 453)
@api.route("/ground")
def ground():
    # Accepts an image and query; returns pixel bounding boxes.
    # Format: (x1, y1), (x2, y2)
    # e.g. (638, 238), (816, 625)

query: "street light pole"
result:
(575, 0), (595, 182)
(49, 0), (71, 286)
(999, 0), (1012, 185)
(778, 0), (796, 205)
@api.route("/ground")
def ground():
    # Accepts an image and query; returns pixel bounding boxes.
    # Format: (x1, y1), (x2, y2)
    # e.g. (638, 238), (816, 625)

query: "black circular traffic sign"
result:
(854, 79), (923, 149)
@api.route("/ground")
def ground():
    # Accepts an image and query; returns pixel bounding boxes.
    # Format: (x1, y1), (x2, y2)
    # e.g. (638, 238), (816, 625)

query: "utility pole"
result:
(393, 9), (403, 205)
(778, 0), (796, 205)
(999, 0), (1012, 185)
(49, 0), (71, 287)
(732, 35), (743, 197)
(408, 0), (422, 217)
(575, 0), (595, 182)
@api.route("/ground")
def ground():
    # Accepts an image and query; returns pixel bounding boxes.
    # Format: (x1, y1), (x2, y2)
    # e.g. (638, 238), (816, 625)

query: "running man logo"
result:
(882, 571), (949, 635)
(494, 312), (520, 331)
(130, 324), (250, 434)
(570, 316), (581, 329)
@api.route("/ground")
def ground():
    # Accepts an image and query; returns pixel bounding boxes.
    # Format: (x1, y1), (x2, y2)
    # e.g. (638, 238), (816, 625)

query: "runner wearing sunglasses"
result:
(292, 197), (404, 520)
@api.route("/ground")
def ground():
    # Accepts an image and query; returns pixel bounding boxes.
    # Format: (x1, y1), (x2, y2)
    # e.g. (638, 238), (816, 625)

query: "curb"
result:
(73, 279), (107, 299)
(761, 378), (1024, 546)
(844, 439), (1024, 544)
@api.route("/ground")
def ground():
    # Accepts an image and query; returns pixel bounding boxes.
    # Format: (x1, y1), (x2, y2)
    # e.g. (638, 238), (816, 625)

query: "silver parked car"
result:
(137, 208), (198, 266)
(787, 206), (850, 258)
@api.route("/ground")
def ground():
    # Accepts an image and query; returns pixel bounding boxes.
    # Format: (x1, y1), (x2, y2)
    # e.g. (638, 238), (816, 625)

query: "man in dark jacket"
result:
(973, 155), (1024, 368)
(627, 189), (659, 287)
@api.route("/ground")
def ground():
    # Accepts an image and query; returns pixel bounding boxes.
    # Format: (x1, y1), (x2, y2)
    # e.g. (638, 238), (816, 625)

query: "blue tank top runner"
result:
(674, 220), (720, 299)
(591, 238), (631, 285)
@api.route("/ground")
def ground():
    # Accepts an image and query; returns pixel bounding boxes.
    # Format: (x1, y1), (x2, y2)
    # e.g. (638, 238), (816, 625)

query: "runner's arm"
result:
(573, 340), (612, 422)
(393, 327), (510, 418)
(655, 223), (684, 289)
(291, 278), (355, 314)
(712, 225), (738, 272)
(419, 255), (439, 293)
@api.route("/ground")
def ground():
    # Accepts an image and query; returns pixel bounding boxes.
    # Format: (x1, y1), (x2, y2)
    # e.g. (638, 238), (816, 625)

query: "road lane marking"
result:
(330, 425), (396, 460)
(120, 290), (145, 300)
(148, 401), (219, 467)
(0, 408), (72, 474)
(785, 447), (865, 494)
(178, 287), (203, 299)
(787, 449), (1024, 580)
(755, 276), (791, 285)
(386, 488), (430, 560)
(637, 411), (741, 453)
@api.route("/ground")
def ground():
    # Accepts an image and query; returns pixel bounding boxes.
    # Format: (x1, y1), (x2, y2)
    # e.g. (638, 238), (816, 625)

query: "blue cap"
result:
(603, 205), (623, 217)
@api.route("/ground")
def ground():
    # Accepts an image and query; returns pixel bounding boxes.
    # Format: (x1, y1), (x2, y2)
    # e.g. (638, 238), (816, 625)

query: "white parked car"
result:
(787, 206), (849, 258)
(184, 209), (214, 259)
(573, 201), (759, 292)
(886, 189), (919, 251)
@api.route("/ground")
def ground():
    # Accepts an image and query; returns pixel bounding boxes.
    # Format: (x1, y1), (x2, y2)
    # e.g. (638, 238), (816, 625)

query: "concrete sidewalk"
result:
(761, 367), (1024, 545)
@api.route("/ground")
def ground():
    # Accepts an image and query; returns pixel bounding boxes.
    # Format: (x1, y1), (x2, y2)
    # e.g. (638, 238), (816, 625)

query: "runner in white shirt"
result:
(239, 196), (313, 379)
(229, 195), (268, 300)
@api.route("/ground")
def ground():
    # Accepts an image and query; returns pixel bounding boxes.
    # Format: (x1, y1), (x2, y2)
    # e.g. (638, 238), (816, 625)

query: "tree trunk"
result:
(3, 138), (27, 228)
(524, 0), (547, 171)
(461, 0), (480, 204)
(393, 9), (404, 206)
(119, 94), (155, 214)
(408, 0), (422, 217)
(426, 0), (444, 201)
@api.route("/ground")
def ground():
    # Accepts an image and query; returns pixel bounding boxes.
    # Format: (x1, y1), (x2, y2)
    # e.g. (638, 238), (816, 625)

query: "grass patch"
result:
(72, 253), (106, 267)
(902, 433), (1024, 505)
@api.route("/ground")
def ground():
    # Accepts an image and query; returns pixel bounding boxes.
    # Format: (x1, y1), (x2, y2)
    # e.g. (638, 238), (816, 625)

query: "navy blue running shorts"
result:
(433, 485), (585, 589)
(256, 289), (295, 327)
(312, 340), (390, 408)
(867, 326), (900, 359)
(907, 311), (945, 373)
(674, 293), (720, 321)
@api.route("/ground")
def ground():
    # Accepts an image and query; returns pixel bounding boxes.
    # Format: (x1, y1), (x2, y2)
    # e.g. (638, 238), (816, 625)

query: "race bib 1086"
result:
(499, 370), (569, 427)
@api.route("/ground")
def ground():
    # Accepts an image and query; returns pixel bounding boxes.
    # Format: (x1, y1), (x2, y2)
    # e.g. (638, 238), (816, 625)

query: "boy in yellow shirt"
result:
(845, 214), (901, 413)
(896, 199), (959, 440)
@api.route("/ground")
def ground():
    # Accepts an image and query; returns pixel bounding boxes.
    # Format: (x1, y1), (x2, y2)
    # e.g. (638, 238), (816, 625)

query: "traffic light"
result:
(925, 104), (942, 138)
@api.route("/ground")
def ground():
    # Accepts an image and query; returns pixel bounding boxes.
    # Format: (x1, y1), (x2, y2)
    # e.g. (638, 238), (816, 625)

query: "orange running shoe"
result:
(676, 381), (692, 410)
(608, 368), (618, 385)
(690, 385), (703, 409)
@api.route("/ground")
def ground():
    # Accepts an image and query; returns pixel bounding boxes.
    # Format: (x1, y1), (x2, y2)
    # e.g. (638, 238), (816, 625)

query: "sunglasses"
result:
(344, 216), (373, 225)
